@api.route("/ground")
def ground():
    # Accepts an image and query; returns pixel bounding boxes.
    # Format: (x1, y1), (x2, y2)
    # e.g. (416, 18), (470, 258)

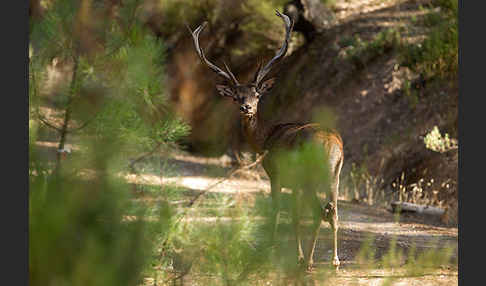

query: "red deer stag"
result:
(188, 10), (343, 271)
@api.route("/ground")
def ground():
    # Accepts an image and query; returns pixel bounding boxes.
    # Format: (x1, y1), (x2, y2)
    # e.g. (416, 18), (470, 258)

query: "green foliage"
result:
(30, 0), (79, 62)
(320, 0), (337, 8)
(401, 0), (458, 81)
(241, 0), (289, 33)
(402, 79), (419, 109)
(349, 162), (368, 201)
(158, 0), (219, 36)
(406, 241), (455, 270)
(29, 0), (190, 157)
(354, 233), (455, 280)
(194, 208), (261, 283)
(137, 187), (276, 284)
(381, 238), (404, 268)
(341, 28), (402, 68)
(86, 23), (189, 156)
(274, 142), (330, 190)
(29, 1), (189, 285)
(153, 0), (296, 71)
(347, 162), (386, 206)
(235, 0), (292, 57)
(158, 0), (288, 37)
(355, 234), (377, 267)
(29, 53), (40, 147)
(29, 140), (152, 286)
(435, 0), (458, 13)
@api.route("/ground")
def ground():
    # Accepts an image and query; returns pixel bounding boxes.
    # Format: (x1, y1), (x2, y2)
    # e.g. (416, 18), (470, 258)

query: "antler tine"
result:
(223, 61), (239, 85)
(188, 22), (239, 85)
(255, 10), (294, 86)
(253, 58), (264, 83)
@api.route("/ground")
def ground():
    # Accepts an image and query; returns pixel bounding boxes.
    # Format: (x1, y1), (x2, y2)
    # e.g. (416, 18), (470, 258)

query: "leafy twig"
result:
(37, 113), (62, 132)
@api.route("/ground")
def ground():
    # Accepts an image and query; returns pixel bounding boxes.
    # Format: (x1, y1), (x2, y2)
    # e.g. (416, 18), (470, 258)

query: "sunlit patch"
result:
(122, 172), (270, 194)
(35, 140), (80, 151)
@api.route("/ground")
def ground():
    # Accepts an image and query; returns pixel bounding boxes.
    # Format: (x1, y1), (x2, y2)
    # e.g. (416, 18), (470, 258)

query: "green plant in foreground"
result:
(352, 233), (456, 285)
(29, 1), (189, 285)
(29, 140), (152, 286)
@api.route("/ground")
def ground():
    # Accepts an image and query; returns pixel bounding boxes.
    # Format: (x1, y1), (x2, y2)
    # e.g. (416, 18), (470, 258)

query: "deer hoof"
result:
(332, 256), (341, 270)
(305, 263), (315, 273)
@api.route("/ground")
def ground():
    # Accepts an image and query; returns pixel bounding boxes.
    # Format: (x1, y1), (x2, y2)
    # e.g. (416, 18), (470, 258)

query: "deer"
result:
(188, 10), (344, 271)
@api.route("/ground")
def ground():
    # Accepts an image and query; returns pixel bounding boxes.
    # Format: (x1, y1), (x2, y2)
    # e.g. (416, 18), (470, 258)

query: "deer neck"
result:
(240, 113), (271, 154)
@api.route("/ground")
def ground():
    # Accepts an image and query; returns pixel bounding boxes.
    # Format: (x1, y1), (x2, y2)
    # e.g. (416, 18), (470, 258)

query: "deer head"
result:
(188, 10), (294, 117)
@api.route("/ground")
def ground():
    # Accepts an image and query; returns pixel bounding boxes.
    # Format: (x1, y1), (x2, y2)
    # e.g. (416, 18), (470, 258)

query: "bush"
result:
(401, 0), (458, 81)
(340, 28), (402, 69)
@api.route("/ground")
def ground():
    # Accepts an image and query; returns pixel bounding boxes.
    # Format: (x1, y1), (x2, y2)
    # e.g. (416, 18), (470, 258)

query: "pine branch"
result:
(37, 113), (63, 132)
(101, 0), (144, 61)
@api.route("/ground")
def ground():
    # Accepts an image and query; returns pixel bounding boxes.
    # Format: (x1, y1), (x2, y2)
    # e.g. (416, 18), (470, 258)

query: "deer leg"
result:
(305, 190), (323, 271)
(324, 201), (339, 270)
(325, 158), (342, 270)
(291, 190), (305, 265)
(333, 157), (343, 270)
(331, 195), (340, 269)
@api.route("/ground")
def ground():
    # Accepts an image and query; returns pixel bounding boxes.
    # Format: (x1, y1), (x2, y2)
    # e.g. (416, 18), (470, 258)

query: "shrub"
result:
(423, 125), (458, 153)
(401, 0), (458, 81)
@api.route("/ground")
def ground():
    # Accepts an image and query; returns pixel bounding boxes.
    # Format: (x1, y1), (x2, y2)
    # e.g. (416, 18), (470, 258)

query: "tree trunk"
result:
(56, 56), (79, 168)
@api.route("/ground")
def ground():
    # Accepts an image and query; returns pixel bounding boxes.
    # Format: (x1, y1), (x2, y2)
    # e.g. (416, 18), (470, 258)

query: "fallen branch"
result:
(185, 150), (268, 208)
(390, 201), (445, 216)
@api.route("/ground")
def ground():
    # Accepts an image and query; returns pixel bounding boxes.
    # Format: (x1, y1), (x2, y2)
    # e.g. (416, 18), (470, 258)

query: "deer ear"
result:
(258, 78), (276, 94)
(216, 84), (235, 99)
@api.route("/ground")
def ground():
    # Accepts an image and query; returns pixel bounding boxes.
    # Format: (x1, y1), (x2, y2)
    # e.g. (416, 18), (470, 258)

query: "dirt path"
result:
(129, 151), (458, 285)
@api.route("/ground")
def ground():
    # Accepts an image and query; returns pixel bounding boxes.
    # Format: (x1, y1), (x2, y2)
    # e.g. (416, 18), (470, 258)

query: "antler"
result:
(254, 10), (294, 86)
(187, 22), (239, 86)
